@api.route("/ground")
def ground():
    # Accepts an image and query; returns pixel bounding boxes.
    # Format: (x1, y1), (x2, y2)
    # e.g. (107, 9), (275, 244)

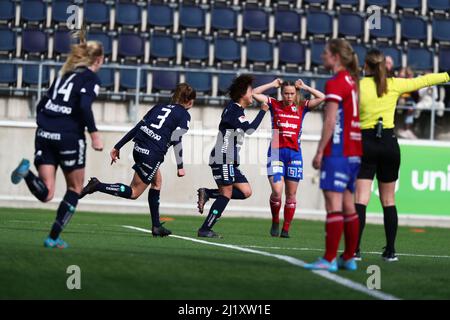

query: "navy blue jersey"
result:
(210, 101), (267, 165)
(36, 67), (100, 135)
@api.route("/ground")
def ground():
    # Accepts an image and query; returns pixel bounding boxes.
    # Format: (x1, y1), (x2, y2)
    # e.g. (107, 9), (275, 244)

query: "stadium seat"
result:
(278, 41), (306, 70)
(306, 11), (333, 38)
(0, 0), (15, 25)
(211, 7), (237, 34)
(407, 47), (434, 71)
(22, 64), (49, 86)
(243, 9), (269, 36)
(152, 70), (178, 92)
(87, 32), (113, 57)
(52, 0), (72, 24)
(366, 0), (391, 7)
(84, 1), (110, 27)
(338, 13), (364, 38)
(150, 34), (176, 63)
(182, 36), (209, 65)
(310, 41), (326, 67)
(253, 74), (278, 96)
(303, 0), (328, 7)
(0, 28), (16, 56)
(53, 30), (72, 56)
(352, 43), (368, 67)
(22, 29), (47, 56)
(378, 46), (402, 69)
(428, 0), (450, 12)
(369, 15), (396, 41)
(313, 77), (329, 93)
(96, 67), (114, 90)
(334, 0), (360, 9)
(147, 4), (173, 32)
(432, 19), (450, 43)
(179, 5), (205, 33)
(119, 68), (147, 90)
(401, 16), (427, 42)
(217, 73), (234, 94)
(0, 63), (17, 85)
(246, 39), (273, 69)
(396, 0), (422, 12)
(118, 34), (144, 60)
(185, 72), (212, 94)
(439, 48), (450, 71)
(21, 0), (46, 25)
(116, 2), (142, 29)
(214, 37), (241, 67)
(274, 10), (301, 37)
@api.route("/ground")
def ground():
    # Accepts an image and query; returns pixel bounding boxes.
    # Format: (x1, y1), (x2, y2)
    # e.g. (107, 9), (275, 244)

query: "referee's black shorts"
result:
(357, 128), (401, 183)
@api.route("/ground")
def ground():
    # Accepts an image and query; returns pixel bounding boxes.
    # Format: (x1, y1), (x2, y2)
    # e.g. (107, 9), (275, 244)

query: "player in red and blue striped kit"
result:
(304, 39), (362, 272)
(253, 79), (325, 238)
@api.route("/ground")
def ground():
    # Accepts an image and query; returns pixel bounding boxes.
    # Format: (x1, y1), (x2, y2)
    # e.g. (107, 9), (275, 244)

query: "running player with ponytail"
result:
(11, 30), (104, 248)
(304, 39), (362, 272)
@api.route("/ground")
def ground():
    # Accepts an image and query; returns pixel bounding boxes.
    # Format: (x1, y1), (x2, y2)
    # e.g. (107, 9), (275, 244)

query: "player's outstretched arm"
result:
(253, 78), (282, 96)
(296, 79), (325, 109)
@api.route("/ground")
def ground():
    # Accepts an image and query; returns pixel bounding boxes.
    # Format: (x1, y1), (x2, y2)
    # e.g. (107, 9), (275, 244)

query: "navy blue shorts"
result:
(34, 128), (86, 172)
(267, 147), (304, 182)
(210, 164), (248, 186)
(320, 156), (361, 193)
(132, 143), (163, 185)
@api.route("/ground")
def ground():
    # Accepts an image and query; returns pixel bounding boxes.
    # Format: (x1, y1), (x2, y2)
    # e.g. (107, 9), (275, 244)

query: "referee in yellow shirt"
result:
(355, 49), (450, 262)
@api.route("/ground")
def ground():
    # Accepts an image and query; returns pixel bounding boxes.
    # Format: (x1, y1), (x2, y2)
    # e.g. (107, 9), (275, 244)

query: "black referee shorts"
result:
(358, 129), (401, 183)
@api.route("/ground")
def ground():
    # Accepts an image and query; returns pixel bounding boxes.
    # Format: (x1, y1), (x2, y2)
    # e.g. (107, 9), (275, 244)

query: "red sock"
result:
(270, 195), (281, 224)
(282, 200), (296, 232)
(343, 213), (360, 260)
(324, 212), (344, 262)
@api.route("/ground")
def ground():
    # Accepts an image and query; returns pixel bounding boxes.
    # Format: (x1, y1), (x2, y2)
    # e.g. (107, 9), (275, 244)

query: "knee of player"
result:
(243, 188), (252, 199)
(130, 188), (141, 200)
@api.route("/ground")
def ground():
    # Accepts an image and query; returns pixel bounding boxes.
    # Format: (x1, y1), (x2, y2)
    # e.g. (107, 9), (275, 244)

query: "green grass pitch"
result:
(1, 207), (449, 300)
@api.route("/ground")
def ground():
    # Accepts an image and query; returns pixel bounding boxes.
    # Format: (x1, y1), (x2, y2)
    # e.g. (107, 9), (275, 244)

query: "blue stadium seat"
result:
(120, 68), (147, 90)
(338, 13), (364, 38)
(366, 0), (391, 5)
(428, 0), (450, 11)
(84, 1), (110, 26)
(118, 34), (144, 59)
(214, 37), (241, 65)
(275, 10), (301, 36)
(22, 64), (49, 86)
(54, 30), (72, 56)
(182, 36), (209, 63)
(335, 0), (360, 8)
(179, 5), (205, 33)
(307, 12), (333, 37)
(278, 41), (306, 66)
(22, 29), (47, 55)
(407, 47), (434, 70)
(246, 39), (273, 66)
(21, 0), (46, 24)
(116, 2), (142, 28)
(433, 19), (450, 42)
(0, 63), (17, 85)
(147, 4), (173, 30)
(397, 0), (421, 11)
(150, 34), (176, 58)
(52, 0), (72, 24)
(96, 67), (114, 90)
(253, 75), (277, 96)
(378, 46), (402, 69)
(218, 73), (234, 94)
(185, 72), (212, 94)
(439, 48), (450, 71)
(152, 70), (178, 92)
(87, 32), (113, 57)
(303, 0), (328, 6)
(243, 9), (269, 35)
(314, 77), (329, 93)
(369, 15), (396, 40)
(211, 7), (237, 33)
(352, 43), (368, 67)
(0, 0), (15, 25)
(310, 41), (326, 67)
(401, 16), (427, 42)
(0, 28), (16, 56)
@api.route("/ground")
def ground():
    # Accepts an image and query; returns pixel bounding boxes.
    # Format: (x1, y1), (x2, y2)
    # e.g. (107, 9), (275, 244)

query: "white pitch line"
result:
(122, 225), (400, 300)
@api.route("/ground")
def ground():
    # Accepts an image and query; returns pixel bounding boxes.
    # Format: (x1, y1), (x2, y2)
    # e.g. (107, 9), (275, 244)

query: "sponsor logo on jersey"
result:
(238, 116), (247, 123)
(333, 109), (343, 144)
(134, 145), (150, 155)
(276, 121), (298, 129)
(291, 106), (297, 112)
(140, 125), (162, 141)
(289, 160), (302, 166)
(45, 100), (72, 115)
(37, 129), (61, 140)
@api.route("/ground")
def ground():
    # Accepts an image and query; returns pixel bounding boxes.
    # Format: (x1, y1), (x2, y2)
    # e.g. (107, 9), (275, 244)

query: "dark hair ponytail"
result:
(365, 49), (388, 97)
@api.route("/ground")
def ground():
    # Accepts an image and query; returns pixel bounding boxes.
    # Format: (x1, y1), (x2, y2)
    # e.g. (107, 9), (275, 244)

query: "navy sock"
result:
(148, 189), (161, 228)
(383, 206), (398, 252)
(231, 188), (246, 200)
(200, 195), (230, 231)
(49, 190), (79, 240)
(96, 182), (133, 199)
(355, 203), (366, 250)
(206, 188), (220, 199)
(24, 171), (48, 202)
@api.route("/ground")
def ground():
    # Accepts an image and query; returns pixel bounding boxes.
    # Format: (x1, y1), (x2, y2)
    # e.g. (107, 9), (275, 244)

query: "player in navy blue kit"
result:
(79, 83), (195, 236)
(10, 31), (104, 248)
(196, 75), (269, 238)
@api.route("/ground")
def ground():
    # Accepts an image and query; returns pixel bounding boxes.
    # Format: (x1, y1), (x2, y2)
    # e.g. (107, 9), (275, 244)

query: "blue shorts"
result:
(320, 156), (361, 193)
(132, 143), (163, 185)
(267, 147), (303, 182)
(210, 164), (248, 186)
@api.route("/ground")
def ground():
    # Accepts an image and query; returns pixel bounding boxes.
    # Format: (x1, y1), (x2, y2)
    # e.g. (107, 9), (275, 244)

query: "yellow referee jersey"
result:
(359, 72), (450, 129)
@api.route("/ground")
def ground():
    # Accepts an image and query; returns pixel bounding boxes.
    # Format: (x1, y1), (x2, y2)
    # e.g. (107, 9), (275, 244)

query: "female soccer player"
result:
(304, 39), (362, 272)
(355, 49), (450, 262)
(10, 30), (104, 248)
(79, 83), (195, 236)
(252, 79), (325, 238)
(196, 75), (269, 238)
